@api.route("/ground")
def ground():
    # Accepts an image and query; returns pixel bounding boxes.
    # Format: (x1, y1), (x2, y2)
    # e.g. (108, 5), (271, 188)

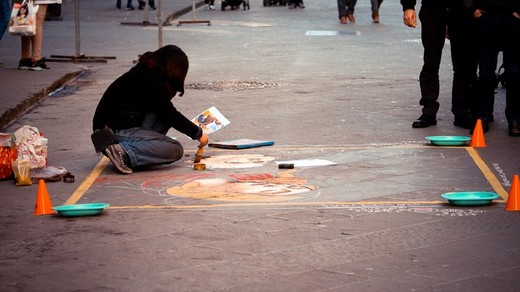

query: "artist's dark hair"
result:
(139, 45), (189, 97)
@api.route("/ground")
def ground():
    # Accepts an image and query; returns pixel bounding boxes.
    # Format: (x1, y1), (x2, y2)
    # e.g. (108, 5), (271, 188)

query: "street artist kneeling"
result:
(91, 45), (208, 174)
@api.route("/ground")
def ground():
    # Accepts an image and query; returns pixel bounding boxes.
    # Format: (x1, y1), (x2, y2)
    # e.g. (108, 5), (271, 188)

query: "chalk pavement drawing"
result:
(167, 170), (317, 202)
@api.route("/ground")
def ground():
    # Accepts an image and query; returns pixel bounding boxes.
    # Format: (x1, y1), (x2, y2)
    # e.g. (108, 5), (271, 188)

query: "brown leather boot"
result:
(372, 10), (380, 23)
(347, 13), (355, 23)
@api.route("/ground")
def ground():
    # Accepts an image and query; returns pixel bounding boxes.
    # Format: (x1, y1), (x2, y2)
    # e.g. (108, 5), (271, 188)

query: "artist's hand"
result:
(473, 9), (484, 18)
(513, 12), (520, 19)
(403, 9), (417, 28)
(198, 133), (209, 148)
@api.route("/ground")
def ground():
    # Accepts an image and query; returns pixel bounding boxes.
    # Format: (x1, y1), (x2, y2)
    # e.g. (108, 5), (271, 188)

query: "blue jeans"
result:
(475, 12), (520, 122)
(115, 113), (184, 168)
(0, 0), (10, 42)
(337, 0), (356, 18)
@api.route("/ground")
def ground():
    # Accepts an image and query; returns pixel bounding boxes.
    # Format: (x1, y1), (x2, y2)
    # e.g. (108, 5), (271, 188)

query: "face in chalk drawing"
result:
(167, 171), (316, 202)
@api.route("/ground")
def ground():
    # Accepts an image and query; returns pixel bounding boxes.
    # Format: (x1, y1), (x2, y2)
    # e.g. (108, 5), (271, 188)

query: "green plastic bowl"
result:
(52, 203), (110, 217)
(441, 192), (500, 206)
(425, 136), (471, 146)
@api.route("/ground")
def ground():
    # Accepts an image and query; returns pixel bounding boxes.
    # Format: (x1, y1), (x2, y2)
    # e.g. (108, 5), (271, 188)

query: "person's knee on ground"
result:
(124, 137), (184, 169)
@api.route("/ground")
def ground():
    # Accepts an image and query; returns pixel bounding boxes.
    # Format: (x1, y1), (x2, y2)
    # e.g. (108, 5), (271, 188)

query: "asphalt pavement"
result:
(1, 0), (520, 291)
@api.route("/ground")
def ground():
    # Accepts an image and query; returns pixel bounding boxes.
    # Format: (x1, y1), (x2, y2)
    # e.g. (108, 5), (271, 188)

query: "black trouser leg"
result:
(418, 7), (447, 117)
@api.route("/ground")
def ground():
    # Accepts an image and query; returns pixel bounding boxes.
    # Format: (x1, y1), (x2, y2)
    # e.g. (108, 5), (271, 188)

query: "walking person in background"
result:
(371, 0), (383, 23)
(337, 0), (356, 24)
(288, 0), (304, 9)
(466, 0), (520, 136)
(0, 0), (10, 66)
(138, 0), (155, 10)
(17, 0), (61, 71)
(116, 0), (134, 10)
(205, 0), (215, 10)
(0, 0), (9, 40)
(92, 45), (209, 174)
(401, 0), (478, 130)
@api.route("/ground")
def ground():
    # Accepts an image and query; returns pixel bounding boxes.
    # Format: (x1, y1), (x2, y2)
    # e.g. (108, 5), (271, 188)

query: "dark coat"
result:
(400, 0), (467, 11)
(463, 0), (520, 14)
(92, 62), (202, 140)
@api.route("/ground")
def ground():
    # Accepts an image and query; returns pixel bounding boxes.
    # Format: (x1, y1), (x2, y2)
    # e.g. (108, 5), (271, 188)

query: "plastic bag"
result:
(0, 133), (18, 180)
(30, 166), (68, 183)
(14, 125), (46, 169)
(12, 160), (32, 186)
(9, 0), (39, 36)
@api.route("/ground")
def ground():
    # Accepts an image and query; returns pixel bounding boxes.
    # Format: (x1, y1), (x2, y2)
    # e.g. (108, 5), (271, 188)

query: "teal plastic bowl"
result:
(52, 203), (110, 217)
(441, 192), (500, 206)
(425, 136), (471, 146)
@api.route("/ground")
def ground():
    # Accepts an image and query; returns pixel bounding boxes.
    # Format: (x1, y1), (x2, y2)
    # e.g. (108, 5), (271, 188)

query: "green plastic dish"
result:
(425, 136), (471, 146)
(441, 192), (500, 206)
(52, 203), (110, 217)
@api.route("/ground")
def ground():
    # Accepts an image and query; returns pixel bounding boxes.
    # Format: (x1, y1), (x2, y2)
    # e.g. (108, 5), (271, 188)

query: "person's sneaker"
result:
(126, 6), (135, 10)
(29, 58), (50, 71)
(289, 3), (296, 9)
(297, 2), (305, 8)
(104, 144), (133, 174)
(18, 58), (32, 70)
(209, 5), (215, 10)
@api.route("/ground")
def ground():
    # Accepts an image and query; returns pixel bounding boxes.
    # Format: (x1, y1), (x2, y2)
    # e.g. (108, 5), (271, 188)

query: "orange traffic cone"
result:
(470, 119), (487, 147)
(34, 179), (54, 215)
(505, 174), (520, 211)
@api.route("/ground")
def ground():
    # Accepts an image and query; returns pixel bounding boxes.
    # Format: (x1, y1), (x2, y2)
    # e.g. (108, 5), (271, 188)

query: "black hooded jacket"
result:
(92, 62), (202, 140)
(401, 0), (520, 14)
(463, 0), (520, 15)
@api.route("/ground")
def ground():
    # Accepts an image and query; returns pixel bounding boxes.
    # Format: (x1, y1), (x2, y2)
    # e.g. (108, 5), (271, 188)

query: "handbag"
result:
(91, 126), (119, 154)
(9, 0), (38, 36)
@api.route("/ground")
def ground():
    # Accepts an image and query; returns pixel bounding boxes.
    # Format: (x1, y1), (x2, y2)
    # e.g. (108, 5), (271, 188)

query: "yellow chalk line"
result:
(63, 156), (109, 205)
(465, 147), (509, 199)
(107, 199), (506, 210)
(108, 201), (447, 209)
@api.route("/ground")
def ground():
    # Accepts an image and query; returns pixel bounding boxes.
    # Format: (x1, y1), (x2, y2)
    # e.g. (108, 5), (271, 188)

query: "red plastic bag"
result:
(0, 134), (17, 180)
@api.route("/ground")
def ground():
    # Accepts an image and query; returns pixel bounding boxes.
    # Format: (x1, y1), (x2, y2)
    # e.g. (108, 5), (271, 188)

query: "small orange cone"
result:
(34, 179), (54, 215)
(505, 174), (520, 211)
(470, 119), (487, 147)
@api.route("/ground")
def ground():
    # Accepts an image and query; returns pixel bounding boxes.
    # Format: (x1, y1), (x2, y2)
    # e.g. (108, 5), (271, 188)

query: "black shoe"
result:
(470, 118), (490, 134)
(509, 120), (520, 137)
(104, 144), (133, 174)
(412, 115), (437, 128)
(454, 115), (474, 129)
(29, 58), (50, 71)
(18, 58), (32, 70)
